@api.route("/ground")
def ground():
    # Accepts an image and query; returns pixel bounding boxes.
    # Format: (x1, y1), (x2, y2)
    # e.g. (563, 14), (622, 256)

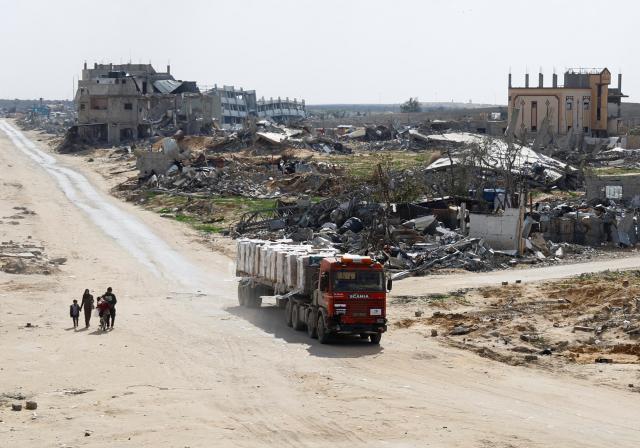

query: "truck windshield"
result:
(332, 270), (385, 292)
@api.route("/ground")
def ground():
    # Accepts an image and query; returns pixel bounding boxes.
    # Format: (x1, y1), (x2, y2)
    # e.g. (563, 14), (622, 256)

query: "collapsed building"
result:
(61, 58), (638, 277)
(74, 62), (307, 142)
(586, 172), (640, 205)
(128, 126), (611, 274)
(75, 63), (218, 144)
(424, 132), (579, 192)
(206, 85), (306, 128)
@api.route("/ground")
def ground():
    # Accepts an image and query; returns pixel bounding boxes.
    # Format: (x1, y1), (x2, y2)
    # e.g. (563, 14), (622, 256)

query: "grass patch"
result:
(530, 190), (582, 200)
(317, 150), (438, 180)
(144, 193), (281, 235)
(209, 197), (276, 210)
(592, 167), (640, 175)
(145, 191), (162, 199)
(194, 224), (226, 233)
(174, 214), (197, 224)
(426, 293), (451, 302)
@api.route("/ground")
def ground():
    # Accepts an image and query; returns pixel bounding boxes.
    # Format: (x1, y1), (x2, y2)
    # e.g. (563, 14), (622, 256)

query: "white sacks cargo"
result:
(285, 253), (298, 289)
(236, 239), (339, 294)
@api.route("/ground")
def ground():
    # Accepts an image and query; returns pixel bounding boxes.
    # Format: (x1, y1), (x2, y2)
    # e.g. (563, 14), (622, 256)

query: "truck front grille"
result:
(336, 300), (385, 317)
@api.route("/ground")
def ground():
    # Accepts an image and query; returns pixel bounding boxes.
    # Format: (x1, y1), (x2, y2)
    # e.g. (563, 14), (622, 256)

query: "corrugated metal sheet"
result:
(153, 79), (183, 94)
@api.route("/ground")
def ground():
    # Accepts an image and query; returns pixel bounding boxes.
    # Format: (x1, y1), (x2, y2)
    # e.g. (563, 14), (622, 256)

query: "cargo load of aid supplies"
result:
(236, 239), (340, 293)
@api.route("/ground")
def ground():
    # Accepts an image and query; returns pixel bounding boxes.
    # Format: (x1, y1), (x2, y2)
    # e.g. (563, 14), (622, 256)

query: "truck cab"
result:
(316, 255), (389, 343)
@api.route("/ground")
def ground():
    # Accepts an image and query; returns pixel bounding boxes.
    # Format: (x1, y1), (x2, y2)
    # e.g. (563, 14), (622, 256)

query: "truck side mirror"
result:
(320, 273), (329, 291)
(387, 279), (393, 291)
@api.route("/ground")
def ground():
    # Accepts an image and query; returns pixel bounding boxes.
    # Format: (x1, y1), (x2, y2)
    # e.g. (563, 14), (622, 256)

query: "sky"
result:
(0, 0), (636, 104)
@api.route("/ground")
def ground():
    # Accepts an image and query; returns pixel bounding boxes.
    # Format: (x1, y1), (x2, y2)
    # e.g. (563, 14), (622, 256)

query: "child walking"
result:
(70, 299), (80, 329)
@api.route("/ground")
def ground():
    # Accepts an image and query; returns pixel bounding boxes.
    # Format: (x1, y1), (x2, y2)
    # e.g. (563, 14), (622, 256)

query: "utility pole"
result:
(377, 163), (392, 244)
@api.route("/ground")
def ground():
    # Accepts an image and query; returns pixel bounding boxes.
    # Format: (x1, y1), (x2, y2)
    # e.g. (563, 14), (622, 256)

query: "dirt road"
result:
(393, 255), (640, 296)
(1, 120), (639, 447)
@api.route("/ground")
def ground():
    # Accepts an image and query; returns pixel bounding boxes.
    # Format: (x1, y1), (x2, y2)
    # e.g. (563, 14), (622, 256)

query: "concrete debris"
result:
(14, 94), (640, 281)
(420, 270), (640, 367)
(449, 325), (473, 336)
(425, 133), (578, 189)
(230, 193), (613, 278)
(135, 134), (192, 178)
(0, 240), (61, 275)
(25, 401), (37, 410)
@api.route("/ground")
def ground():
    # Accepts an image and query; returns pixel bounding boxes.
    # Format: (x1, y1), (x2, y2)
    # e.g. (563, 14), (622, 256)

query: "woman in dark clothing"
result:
(79, 289), (94, 328)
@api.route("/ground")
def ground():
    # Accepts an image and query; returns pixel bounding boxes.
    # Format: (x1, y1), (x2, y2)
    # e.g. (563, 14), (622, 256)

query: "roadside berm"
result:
(392, 270), (640, 382)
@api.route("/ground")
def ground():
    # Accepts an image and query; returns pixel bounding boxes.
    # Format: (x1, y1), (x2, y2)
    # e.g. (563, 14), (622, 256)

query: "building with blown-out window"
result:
(507, 68), (626, 139)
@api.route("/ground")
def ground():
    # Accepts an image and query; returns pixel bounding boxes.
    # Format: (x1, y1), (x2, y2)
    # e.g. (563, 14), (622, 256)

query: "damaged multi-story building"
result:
(75, 63), (307, 141)
(74, 63), (218, 144)
(206, 85), (306, 128)
(508, 68), (626, 138)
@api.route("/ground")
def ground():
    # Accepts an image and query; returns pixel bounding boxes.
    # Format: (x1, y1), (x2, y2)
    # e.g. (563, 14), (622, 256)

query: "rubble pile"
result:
(16, 110), (640, 278)
(231, 193), (615, 276)
(136, 134), (345, 199)
(424, 133), (579, 190)
(528, 199), (638, 249)
(16, 103), (75, 136)
(397, 271), (640, 367)
(0, 239), (66, 275)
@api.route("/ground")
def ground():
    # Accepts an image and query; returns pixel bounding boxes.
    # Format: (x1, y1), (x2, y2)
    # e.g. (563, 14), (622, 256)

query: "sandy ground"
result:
(391, 278), (640, 390)
(1, 120), (640, 447)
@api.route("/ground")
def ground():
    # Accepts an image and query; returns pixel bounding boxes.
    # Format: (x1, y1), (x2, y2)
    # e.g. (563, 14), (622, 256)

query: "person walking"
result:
(103, 287), (117, 329)
(69, 299), (80, 329)
(79, 289), (94, 328)
(96, 296), (111, 331)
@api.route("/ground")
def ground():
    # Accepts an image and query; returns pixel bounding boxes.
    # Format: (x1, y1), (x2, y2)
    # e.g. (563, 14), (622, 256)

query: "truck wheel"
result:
(245, 285), (255, 308)
(292, 304), (305, 331)
(250, 286), (262, 308)
(369, 333), (382, 344)
(237, 282), (247, 307)
(285, 300), (293, 327)
(316, 314), (330, 344)
(306, 309), (317, 339)
(245, 285), (261, 308)
(255, 285), (268, 308)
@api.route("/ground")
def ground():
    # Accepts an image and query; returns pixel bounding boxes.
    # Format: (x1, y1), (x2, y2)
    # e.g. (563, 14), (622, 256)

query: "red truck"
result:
(237, 246), (391, 344)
